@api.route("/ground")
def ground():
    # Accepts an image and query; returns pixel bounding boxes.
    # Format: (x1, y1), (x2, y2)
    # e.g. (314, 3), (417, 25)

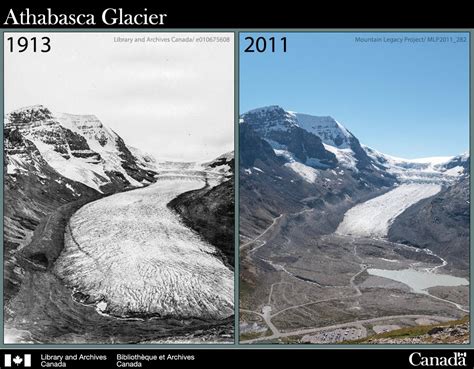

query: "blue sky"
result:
(240, 32), (470, 158)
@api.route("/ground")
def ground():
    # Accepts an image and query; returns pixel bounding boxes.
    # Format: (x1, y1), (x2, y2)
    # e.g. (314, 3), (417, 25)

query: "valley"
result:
(6, 168), (234, 344)
(241, 200), (468, 344)
(55, 174), (234, 321)
(4, 105), (234, 343)
(239, 106), (469, 344)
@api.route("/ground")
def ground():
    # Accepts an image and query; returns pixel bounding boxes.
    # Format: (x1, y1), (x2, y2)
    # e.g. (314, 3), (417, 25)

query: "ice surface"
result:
(54, 175), (234, 320)
(336, 184), (442, 238)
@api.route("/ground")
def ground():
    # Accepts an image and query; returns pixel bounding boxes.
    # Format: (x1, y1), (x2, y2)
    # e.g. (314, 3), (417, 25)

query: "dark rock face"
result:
(266, 127), (337, 167)
(168, 179), (234, 268)
(7, 106), (53, 124)
(242, 106), (296, 133)
(115, 134), (156, 184)
(240, 124), (280, 168)
(207, 155), (235, 175)
(443, 155), (470, 173)
(388, 176), (470, 274)
(239, 124), (306, 237)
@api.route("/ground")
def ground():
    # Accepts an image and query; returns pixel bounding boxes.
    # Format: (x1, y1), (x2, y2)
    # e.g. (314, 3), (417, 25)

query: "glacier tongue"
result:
(54, 171), (234, 320)
(336, 183), (442, 238)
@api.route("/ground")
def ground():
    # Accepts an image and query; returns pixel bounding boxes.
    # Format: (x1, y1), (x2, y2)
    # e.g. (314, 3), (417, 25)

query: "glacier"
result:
(336, 183), (442, 238)
(54, 172), (234, 320)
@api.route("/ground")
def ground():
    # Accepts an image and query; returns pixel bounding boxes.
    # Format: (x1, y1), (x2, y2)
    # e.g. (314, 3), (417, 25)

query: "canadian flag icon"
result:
(4, 354), (31, 367)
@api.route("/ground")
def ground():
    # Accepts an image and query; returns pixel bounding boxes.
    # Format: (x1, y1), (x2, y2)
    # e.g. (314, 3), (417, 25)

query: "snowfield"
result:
(54, 174), (234, 320)
(336, 184), (442, 238)
(274, 149), (319, 183)
(363, 145), (466, 184)
(285, 161), (318, 183)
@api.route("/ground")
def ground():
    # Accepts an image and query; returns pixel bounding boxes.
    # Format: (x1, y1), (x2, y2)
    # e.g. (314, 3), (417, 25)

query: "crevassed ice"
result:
(54, 178), (234, 320)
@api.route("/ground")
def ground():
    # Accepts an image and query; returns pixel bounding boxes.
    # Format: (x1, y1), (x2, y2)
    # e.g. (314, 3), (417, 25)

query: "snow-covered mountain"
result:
(239, 105), (469, 242)
(241, 105), (394, 188)
(364, 146), (469, 184)
(6, 106), (157, 193)
(154, 152), (233, 186)
(241, 105), (467, 186)
(242, 106), (352, 148)
(202, 151), (234, 178)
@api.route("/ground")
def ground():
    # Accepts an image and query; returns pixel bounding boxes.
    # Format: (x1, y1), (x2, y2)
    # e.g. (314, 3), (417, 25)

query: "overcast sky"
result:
(5, 33), (234, 161)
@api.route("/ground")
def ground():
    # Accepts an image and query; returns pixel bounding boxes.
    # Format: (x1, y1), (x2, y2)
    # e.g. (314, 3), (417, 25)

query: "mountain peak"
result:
(292, 112), (352, 148)
(5, 105), (158, 192)
(13, 104), (47, 111)
(241, 106), (354, 149)
(245, 105), (285, 114)
(6, 105), (53, 125)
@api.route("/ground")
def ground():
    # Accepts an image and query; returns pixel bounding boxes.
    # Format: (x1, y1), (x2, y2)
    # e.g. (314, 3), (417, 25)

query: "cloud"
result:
(5, 32), (234, 161)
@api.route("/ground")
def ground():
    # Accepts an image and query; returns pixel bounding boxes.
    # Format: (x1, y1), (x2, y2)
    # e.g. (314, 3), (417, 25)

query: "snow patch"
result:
(6, 155), (29, 174)
(65, 183), (79, 196)
(305, 157), (332, 169)
(265, 139), (287, 150)
(285, 161), (318, 183)
(323, 144), (358, 171)
(443, 166), (464, 176)
(31, 140), (107, 192)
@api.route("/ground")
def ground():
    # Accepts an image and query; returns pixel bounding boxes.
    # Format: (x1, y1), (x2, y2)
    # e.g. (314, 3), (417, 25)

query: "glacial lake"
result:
(367, 268), (469, 293)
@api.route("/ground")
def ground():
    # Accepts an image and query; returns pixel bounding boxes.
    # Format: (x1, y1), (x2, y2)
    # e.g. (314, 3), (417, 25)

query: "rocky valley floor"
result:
(240, 184), (469, 345)
(5, 168), (234, 344)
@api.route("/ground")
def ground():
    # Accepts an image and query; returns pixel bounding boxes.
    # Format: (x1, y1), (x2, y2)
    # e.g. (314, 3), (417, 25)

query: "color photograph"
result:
(239, 32), (470, 344)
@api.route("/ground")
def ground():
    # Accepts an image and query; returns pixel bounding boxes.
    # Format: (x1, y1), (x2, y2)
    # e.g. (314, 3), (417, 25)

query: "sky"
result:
(240, 32), (470, 159)
(5, 32), (234, 162)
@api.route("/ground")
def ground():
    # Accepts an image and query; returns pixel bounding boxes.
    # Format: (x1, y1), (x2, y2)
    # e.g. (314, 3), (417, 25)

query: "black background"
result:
(0, 5), (473, 28)
(0, 4), (472, 368)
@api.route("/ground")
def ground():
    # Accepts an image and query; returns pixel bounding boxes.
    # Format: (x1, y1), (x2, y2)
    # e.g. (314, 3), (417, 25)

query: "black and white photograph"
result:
(4, 32), (235, 344)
